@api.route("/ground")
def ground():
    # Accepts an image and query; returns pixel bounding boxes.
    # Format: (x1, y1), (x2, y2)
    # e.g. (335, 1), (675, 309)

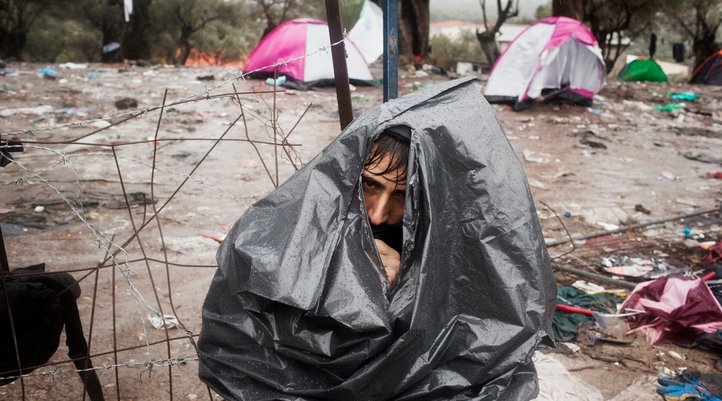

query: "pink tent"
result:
(484, 17), (605, 108)
(243, 19), (374, 87)
(621, 276), (722, 346)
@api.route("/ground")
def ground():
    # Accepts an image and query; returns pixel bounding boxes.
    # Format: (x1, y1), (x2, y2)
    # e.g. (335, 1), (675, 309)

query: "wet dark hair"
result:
(364, 127), (410, 183)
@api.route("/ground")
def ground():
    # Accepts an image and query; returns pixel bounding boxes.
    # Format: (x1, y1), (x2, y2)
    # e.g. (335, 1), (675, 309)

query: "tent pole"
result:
(383, 0), (398, 102)
(325, 0), (354, 130)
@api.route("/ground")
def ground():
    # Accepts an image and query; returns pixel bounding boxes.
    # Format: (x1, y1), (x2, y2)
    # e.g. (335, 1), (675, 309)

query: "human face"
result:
(362, 151), (407, 227)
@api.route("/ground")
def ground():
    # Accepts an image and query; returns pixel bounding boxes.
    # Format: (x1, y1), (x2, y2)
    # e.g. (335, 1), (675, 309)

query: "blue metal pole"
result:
(383, 0), (398, 102)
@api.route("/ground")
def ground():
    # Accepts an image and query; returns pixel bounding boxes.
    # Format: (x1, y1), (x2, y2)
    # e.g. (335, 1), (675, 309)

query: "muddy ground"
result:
(0, 62), (720, 400)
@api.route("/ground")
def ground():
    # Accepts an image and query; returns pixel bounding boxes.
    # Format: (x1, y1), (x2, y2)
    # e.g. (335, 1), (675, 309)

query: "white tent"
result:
(484, 17), (606, 108)
(348, 0), (384, 64)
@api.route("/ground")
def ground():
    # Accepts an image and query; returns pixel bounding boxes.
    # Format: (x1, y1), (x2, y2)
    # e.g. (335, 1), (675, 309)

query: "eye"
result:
(362, 177), (378, 190)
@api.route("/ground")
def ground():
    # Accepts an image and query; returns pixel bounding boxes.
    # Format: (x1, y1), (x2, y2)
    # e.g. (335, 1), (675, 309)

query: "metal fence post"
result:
(383, 0), (398, 102)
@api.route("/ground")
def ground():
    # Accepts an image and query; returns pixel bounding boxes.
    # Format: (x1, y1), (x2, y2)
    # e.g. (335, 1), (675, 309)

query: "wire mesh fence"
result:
(0, 41), (347, 400)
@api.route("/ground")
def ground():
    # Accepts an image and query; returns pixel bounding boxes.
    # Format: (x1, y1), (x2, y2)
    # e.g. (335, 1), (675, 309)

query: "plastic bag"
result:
(198, 77), (556, 400)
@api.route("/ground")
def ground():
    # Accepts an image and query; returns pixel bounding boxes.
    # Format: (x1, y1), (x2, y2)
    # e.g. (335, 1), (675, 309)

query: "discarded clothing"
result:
(198, 77), (556, 400)
(658, 371), (722, 401)
(553, 286), (622, 342)
(621, 276), (722, 346)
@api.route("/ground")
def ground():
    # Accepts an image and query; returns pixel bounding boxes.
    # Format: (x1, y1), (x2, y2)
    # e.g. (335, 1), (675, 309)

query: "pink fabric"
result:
(243, 19), (327, 80)
(541, 17), (598, 50)
(569, 88), (596, 98)
(620, 276), (722, 346)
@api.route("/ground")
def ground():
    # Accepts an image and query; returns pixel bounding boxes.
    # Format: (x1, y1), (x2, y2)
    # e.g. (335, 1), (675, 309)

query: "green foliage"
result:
(191, 20), (257, 63)
(25, 16), (100, 62)
(429, 30), (487, 71)
(5, 0), (407, 64)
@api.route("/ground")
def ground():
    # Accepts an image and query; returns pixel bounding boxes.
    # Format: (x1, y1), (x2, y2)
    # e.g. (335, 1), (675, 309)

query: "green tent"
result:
(620, 58), (668, 82)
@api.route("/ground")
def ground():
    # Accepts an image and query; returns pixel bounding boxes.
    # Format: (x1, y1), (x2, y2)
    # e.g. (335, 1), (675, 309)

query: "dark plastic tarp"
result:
(198, 77), (556, 400)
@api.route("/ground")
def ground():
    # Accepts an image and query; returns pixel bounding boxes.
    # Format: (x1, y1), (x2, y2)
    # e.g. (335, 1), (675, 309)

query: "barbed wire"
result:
(0, 34), (348, 139)
(0, 28), (353, 401)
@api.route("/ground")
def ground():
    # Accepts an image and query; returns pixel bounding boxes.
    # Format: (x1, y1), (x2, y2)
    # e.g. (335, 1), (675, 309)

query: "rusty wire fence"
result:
(0, 39), (349, 400)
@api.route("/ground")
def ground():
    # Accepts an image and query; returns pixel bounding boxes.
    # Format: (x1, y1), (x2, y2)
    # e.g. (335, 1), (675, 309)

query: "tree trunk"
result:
(0, 29), (28, 60)
(176, 27), (193, 65)
(397, 0), (430, 65)
(692, 34), (720, 70)
(121, 0), (152, 61)
(552, 0), (583, 20)
(476, 30), (500, 68)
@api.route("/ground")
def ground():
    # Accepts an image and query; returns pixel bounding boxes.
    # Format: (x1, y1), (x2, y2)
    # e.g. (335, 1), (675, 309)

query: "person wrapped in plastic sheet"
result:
(198, 77), (556, 400)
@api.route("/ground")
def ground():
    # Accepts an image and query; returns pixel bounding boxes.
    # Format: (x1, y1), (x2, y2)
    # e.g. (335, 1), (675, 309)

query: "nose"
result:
(366, 194), (390, 226)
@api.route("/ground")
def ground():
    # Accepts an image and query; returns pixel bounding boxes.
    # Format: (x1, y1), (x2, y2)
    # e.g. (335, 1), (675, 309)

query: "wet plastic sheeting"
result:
(198, 77), (556, 400)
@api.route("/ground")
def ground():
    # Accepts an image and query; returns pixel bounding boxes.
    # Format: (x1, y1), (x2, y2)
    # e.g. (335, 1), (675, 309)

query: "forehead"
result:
(364, 152), (407, 185)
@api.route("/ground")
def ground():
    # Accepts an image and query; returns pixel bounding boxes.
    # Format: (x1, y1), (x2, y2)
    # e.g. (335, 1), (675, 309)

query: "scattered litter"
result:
(0, 105), (53, 117)
(705, 172), (722, 179)
(84, 71), (105, 79)
(522, 149), (550, 164)
(196, 74), (215, 81)
(37, 67), (59, 79)
(559, 342), (580, 353)
(200, 227), (228, 243)
(675, 198), (699, 207)
(657, 103), (682, 113)
(59, 62), (88, 69)
(115, 97), (138, 109)
(571, 280), (606, 294)
(102, 42), (121, 54)
(668, 350), (686, 361)
(582, 207), (629, 227)
(603, 263), (653, 277)
(534, 351), (604, 401)
(596, 221), (619, 231)
(683, 226), (694, 238)
(661, 171), (678, 180)
(586, 108), (604, 114)
(265, 75), (287, 87)
(33, 206), (44, 213)
(670, 91), (699, 102)
(702, 241), (722, 264)
(148, 313), (180, 330)
(634, 204), (652, 214)
(563, 211), (572, 218)
(571, 280), (627, 297)
(600, 255), (685, 280)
